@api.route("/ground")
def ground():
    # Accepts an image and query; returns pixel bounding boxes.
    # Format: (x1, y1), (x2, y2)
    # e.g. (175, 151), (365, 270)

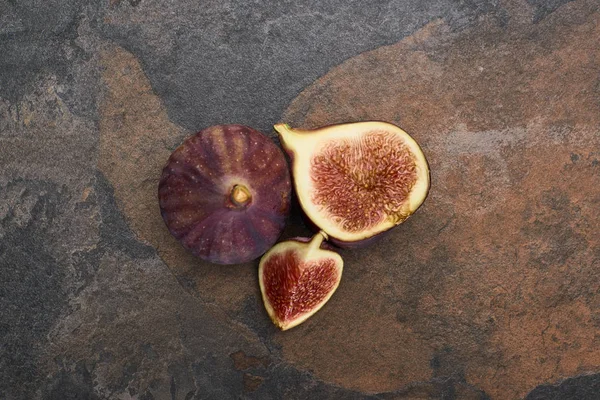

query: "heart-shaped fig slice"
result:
(258, 232), (343, 330)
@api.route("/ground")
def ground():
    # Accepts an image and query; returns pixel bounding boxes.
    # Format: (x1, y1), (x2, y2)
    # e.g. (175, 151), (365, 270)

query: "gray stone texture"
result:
(1, 0), (599, 398)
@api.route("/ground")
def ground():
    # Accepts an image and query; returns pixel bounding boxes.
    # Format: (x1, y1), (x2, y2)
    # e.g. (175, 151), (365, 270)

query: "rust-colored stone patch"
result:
(280, 0), (600, 397)
(242, 373), (265, 392)
(230, 350), (271, 371)
(98, 45), (261, 313)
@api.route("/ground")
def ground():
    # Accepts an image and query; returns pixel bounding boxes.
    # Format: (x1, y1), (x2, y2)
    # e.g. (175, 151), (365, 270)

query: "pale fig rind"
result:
(275, 121), (430, 247)
(158, 124), (292, 265)
(259, 232), (343, 330)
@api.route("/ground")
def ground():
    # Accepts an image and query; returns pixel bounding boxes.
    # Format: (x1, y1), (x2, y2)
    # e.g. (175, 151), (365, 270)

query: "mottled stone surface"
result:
(283, 1), (600, 398)
(1, 0), (599, 399)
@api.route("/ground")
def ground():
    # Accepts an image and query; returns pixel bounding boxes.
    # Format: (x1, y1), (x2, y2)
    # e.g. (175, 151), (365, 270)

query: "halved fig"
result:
(259, 232), (343, 330)
(274, 121), (430, 247)
(158, 124), (291, 265)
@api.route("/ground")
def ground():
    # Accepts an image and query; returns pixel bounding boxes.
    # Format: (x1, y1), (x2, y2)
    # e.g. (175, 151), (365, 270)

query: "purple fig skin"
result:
(328, 229), (394, 249)
(285, 236), (337, 252)
(158, 124), (292, 265)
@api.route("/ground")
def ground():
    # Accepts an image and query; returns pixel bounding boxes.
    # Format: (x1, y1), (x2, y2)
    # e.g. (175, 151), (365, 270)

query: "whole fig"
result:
(158, 124), (291, 264)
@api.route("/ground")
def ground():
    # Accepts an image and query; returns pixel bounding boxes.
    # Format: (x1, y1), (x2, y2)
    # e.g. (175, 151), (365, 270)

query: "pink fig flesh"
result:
(259, 233), (343, 330)
(158, 124), (291, 264)
(275, 121), (430, 247)
(310, 131), (419, 233)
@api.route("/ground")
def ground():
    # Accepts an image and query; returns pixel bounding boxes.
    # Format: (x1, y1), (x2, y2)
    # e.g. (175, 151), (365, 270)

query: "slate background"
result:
(1, 0), (599, 399)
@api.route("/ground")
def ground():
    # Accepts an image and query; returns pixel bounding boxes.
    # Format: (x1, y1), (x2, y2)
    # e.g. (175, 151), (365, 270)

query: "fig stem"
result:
(307, 231), (326, 256)
(274, 123), (301, 147)
(230, 184), (252, 207)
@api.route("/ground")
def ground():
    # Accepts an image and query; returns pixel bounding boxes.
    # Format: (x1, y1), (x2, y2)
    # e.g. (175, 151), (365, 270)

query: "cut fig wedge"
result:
(275, 121), (430, 246)
(259, 232), (343, 330)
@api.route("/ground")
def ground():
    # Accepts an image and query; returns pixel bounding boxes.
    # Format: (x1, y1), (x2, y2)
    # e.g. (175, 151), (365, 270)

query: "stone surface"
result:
(282, 0), (600, 397)
(100, 0), (500, 134)
(1, 0), (599, 399)
(525, 373), (600, 400)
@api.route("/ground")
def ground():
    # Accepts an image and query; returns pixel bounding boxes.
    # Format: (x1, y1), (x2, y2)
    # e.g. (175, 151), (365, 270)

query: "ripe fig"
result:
(158, 124), (292, 265)
(274, 121), (430, 247)
(259, 232), (343, 330)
